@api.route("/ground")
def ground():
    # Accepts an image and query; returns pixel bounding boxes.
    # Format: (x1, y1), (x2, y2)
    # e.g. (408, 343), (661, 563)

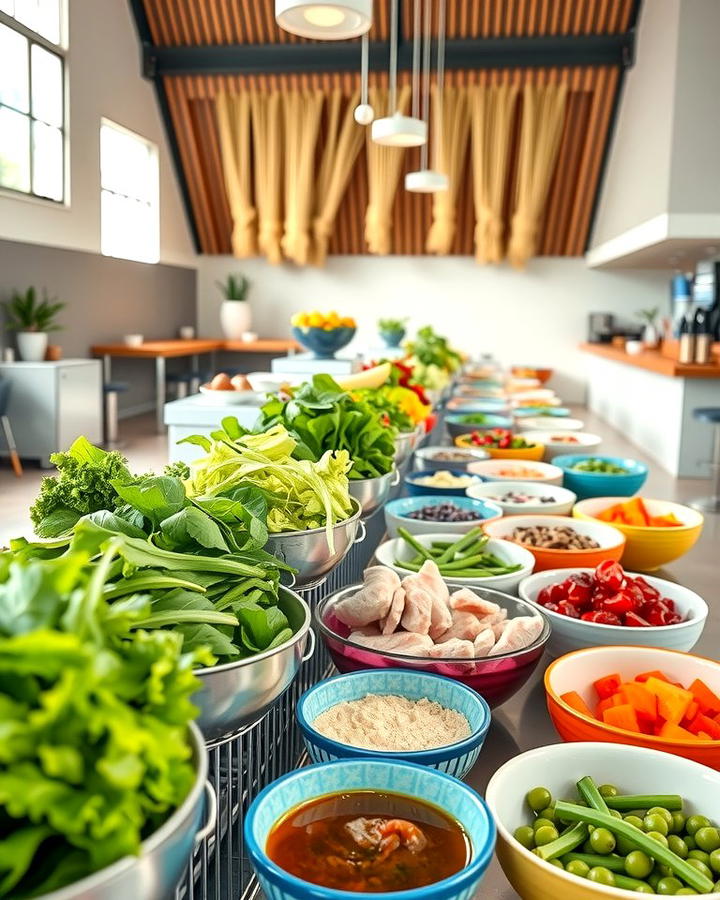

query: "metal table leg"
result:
(102, 354), (111, 384)
(156, 355), (166, 432)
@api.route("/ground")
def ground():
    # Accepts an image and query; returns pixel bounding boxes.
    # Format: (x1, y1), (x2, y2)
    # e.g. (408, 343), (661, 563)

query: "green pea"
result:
(625, 850), (654, 879)
(527, 787), (552, 813)
(657, 876), (684, 894)
(582, 839), (595, 854)
(625, 815), (646, 830)
(599, 784), (619, 798)
(686, 815), (711, 836)
(590, 827), (616, 855)
(644, 814), (669, 836)
(648, 807), (674, 827)
(688, 850), (711, 866)
(657, 864), (674, 878)
(513, 825), (535, 850)
(609, 809), (623, 820)
(539, 807), (556, 823)
(714, 880), (720, 892)
(709, 848), (720, 873)
(648, 872), (662, 890)
(694, 826), (720, 852)
(686, 858), (713, 881)
(548, 858), (564, 869)
(671, 812), (687, 835)
(533, 817), (554, 832)
(667, 835), (689, 859)
(534, 825), (559, 847)
(634, 886), (655, 895)
(587, 867), (615, 886)
(566, 859), (590, 878)
(617, 834), (642, 856)
(647, 831), (669, 848)
(685, 836), (697, 851)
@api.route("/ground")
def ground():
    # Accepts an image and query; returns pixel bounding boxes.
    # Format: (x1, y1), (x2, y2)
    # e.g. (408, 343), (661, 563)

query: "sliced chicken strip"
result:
(349, 630), (434, 656)
(437, 609), (488, 643)
(411, 559), (452, 639)
(334, 566), (400, 627)
(488, 616), (544, 656)
(380, 585), (405, 635)
(449, 588), (500, 618)
(473, 628), (496, 658)
(400, 583), (433, 634)
(428, 638), (475, 659)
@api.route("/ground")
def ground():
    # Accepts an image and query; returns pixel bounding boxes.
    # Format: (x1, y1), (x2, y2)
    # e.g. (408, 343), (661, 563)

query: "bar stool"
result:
(104, 381), (128, 447)
(0, 378), (22, 476)
(690, 407), (720, 514)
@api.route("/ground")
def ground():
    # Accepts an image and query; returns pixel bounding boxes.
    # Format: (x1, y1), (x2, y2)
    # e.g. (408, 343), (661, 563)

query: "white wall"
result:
(0, 0), (196, 267)
(590, 0), (680, 248)
(197, 256), (669, 402)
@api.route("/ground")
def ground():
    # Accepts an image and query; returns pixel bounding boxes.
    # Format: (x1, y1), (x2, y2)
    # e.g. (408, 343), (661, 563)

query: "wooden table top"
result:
(580, 342), (720, 378)
(91, 338), (298, 358)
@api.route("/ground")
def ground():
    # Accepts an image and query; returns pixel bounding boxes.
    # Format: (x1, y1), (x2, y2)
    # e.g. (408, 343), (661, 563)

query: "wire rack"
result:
(174, 508), (388, 900)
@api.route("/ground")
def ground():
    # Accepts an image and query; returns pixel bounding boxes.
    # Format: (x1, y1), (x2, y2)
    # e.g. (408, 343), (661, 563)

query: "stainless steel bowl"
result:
(394, 429), (418, 466)
(348, 468), (399, 518)
(414, 444), (490, 472)
(264, 498), (363, 589)
(40, 723), (213, 900)
(194, 587), (314, 745)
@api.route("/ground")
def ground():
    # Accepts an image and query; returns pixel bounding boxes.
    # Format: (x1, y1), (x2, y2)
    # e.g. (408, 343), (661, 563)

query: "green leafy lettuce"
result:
(258, 374), (396, 480)
(0, 548), (202, 898)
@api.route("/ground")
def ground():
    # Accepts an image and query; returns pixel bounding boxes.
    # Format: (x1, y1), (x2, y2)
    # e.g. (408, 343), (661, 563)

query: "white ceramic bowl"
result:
(468, 459), (564, 486)
(384, 495), (503, 539)
(123, 333), (143, 347)
(519, 416), (585, 432)
(198, 385), (263, 406)
(519, 430), (602, 461)
(519, 567), (708, 656)
(466, 481), (577, 516)
(375, 532), (535, 594)
(245, 371), (304, 393)
(485, 741), (720, 900)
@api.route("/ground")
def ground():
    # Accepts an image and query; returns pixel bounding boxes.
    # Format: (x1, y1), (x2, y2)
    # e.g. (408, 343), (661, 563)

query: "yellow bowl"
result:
(455, 435), (545, 460)
(573, 496), (703, 571)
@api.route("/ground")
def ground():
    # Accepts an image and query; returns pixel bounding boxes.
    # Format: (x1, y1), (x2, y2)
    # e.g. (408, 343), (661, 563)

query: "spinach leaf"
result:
(111, 476), (187, 526)
(158, 507), (229, 553)
(84, 510), (147, 539)
(35, 507), (81, 538)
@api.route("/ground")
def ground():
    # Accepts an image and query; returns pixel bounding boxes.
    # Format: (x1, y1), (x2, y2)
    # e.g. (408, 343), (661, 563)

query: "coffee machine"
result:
(587, 313), (615, 343)
(692, 260), (720, 339)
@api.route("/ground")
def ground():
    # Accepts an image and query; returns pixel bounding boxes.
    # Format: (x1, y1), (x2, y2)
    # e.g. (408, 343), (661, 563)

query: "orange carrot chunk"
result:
(594, 673), (622, 700)
(561, 691), (593, 718)
(635, 670), (670, 684)
(620, 682), (658, 723)
(687, 714), (720, 740)
(644, 677), (693, 725)
(689, 678), (720, 715)
(658, 721), (700, 741)
(603, 703), (641, 733)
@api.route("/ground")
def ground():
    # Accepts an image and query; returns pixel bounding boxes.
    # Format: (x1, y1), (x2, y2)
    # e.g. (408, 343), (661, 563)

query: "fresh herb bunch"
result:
(30, 437), (133, 537)
(378, 317), (407, 332)
(258, 374), (397, 480)
(405, 325), (462, 374)
(0, 547), (202, 897)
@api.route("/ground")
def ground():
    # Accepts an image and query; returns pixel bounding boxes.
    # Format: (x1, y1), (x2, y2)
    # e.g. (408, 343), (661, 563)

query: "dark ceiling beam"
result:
(143, 32), (635, 79)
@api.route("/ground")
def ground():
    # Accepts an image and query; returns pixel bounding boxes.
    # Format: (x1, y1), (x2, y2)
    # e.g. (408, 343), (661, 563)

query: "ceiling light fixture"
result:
(275, 1), (372, 40)
(354, 33), (375, 124)
(371, 0), (426, 147)
(405, 0), (449, 192)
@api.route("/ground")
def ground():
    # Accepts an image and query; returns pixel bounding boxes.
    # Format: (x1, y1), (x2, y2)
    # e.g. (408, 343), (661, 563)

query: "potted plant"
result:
(218, 273), (251, 339)
(1, 287), (65, 361)
(378, 317), (408, 348)
(636, 307), (660, 349)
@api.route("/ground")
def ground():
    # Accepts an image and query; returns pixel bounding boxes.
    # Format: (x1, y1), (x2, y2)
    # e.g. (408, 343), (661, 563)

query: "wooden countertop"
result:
(580, 342), (720, 378)
(91, 338), (298, 358)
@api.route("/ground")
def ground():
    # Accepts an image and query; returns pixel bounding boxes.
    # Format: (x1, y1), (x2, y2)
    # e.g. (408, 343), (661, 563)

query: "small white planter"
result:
(220, 301), (251, 339)
(16, 331), (48, 361)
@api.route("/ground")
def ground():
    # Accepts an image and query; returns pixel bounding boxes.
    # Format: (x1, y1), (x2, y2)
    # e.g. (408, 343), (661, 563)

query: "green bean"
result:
(535, 823), (587, 861)
(613, 873), (657, 892)
(562, 853), (626, 872)
(606, 795), (683, 812)
(396, 528), (435, 561)
(577, 776), (611, 815)
(554, 801), (714, 894)
(434, 528), (486, 564)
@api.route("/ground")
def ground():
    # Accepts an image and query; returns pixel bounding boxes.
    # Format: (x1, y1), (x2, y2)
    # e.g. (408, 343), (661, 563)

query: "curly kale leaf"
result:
(29, 437), (132, 537)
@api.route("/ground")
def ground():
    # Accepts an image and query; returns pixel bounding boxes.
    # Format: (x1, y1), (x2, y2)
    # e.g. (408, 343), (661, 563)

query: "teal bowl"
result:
(245, 758), (496, 900)
(296, 669), (491, 779)
(292, 325), (356, 359)
(553, 453), (649, 500)
(513, 406), (570, 418)
(445, 413), (513, 440)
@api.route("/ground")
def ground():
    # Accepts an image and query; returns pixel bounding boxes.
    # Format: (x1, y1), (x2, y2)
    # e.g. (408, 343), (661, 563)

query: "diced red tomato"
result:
(595, 559), (625, 592)
(581, 610), (622, 625)
(629, 576), (660, 601)
(624, 611), (652, 627)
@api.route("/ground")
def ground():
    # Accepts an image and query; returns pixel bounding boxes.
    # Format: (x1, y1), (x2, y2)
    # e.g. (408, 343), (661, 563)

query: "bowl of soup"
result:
(244, 758), (495, 900)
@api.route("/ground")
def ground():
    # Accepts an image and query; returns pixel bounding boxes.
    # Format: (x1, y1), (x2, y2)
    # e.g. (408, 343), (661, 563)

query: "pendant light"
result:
(275, 0), (372, 40)
(371, 0), (426, 147)
(405, 0), (449, 192)
(354, 33), (375, 124)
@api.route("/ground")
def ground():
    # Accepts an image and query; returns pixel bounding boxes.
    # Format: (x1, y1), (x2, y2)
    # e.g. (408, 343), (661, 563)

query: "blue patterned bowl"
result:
(296, 669), (491, 779)
(245, 758), (496, 900)
(291, 325), (356, 359)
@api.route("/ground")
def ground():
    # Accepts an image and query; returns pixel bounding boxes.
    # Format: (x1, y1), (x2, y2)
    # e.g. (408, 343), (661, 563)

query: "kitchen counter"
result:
(580, 342), (720, 377)
(580, 344), (720, 477)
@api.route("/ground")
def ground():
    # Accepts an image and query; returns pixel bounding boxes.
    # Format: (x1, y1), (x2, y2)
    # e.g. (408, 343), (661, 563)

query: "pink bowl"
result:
(315, 586), (550, 708)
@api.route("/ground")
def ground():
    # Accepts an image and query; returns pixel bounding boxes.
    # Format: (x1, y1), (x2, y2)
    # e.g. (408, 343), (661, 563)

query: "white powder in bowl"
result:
(311, 693), (472, 752)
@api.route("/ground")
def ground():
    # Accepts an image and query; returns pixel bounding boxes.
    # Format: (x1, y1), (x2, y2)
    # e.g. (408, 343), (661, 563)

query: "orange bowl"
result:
(510, 366), (553, 384)
(483, 515), (625, 572)
(545, 645), (720, 769)
(455, 435), (545, 461)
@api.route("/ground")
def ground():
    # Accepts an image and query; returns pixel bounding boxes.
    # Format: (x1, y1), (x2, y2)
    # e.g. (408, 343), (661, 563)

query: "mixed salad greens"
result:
(257, 375), (396, 480)
(0, 547), (202, 897)
(405, 325), (462, 390)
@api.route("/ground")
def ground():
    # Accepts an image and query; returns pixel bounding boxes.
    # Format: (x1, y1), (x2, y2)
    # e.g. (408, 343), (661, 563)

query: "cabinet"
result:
(0, 360), (102, 467)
